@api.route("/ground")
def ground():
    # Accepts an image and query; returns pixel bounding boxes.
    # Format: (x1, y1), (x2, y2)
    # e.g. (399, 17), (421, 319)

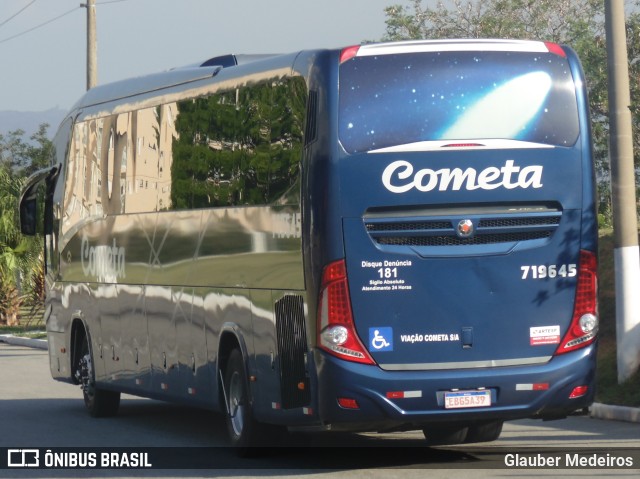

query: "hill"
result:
(0, 108), (66, 140)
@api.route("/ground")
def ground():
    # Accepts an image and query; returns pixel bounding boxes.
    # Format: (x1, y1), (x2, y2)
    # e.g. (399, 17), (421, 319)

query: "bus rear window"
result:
(338, 51), (580, 153)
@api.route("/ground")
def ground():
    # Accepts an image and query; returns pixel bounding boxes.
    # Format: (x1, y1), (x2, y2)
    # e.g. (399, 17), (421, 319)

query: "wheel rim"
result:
(228, 370), (245, 437)
(76, 341), (95, 403)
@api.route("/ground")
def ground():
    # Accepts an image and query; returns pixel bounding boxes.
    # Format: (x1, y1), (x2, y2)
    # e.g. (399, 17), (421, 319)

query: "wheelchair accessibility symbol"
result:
(369, 327), (393, 352)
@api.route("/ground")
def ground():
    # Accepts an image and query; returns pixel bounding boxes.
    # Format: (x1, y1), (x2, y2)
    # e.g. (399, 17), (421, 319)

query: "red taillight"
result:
(337, 397), (360, 409)
(340, 45), (360, 64)
(317, 259), (375, 364)
(569, 385), (589, 399)
(555, 250), (598, 355)
(545, 42), (567, 58)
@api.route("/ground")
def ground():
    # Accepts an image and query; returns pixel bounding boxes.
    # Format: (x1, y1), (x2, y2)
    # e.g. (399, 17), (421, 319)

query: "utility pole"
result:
(82, 0), (97, 90)
(604, 0), (640, 383)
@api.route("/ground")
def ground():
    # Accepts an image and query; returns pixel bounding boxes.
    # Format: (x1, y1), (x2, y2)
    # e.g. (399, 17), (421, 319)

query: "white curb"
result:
(0, 334), (48, 350)
(590, 402), (640, 423)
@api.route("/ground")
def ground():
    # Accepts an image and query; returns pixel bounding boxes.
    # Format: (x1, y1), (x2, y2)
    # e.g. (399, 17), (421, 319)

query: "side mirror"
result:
(19, 165), (59, 236)
(20, 198), (37, 236)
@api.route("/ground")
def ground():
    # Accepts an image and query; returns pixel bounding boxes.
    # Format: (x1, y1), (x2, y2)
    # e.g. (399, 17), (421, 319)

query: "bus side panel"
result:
(191, 287), (214, 407)
(96, 283), (120, 382)
(146, 284), (180, 399)
(48, 60), (310, 416)
(45, 280), (74, 382)
(203, 287), (255, 410)
(45, 282), (72, 382)
(297, 49), (340, 305)
(144, 284), (211, 406)
(568, 48), (599, 253)
(119, 284), (151, 393)
(249, 289), (280, 421)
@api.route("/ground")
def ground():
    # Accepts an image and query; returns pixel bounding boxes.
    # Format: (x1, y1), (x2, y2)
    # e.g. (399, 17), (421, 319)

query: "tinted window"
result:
(339, 51), (580, 153)
(63, 76), (307, 224)
(171, 77), (306, 209)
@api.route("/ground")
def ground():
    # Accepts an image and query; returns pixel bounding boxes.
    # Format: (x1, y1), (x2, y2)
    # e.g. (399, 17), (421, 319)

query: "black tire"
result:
(464, 420), (503, 443)
(76, 332), (120, 418)
(223, 349), (266, 451)
(423, 424), (469, 446)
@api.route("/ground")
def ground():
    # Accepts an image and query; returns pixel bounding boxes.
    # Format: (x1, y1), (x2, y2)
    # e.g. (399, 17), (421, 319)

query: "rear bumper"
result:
(313, 343), (596, 431)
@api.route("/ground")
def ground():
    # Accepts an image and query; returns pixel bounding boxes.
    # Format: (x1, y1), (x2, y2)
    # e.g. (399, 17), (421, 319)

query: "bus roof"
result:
(69, 40), (568, 114)
(71, 66), (221, 111)
(70, 53), (284, 111)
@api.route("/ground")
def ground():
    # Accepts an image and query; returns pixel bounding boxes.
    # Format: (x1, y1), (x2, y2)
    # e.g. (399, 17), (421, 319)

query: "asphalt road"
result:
(0, 342), (638, 478)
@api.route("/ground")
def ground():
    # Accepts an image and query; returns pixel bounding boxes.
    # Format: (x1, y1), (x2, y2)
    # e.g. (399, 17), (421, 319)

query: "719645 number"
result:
(521, 264), (576, 280)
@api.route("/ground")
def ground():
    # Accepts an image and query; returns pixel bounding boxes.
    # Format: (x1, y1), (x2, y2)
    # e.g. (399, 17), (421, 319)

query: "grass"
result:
(0, 304), (46, 338)
(595, 229), (640, 407)
(1, 230), (638, 407)
(0, 324), (47, 339)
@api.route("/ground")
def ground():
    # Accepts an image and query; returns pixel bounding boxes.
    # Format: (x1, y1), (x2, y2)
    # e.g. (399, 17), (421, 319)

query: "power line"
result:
(0, 0), (37, 29)
(0, 0), (130, 44)
(0, 6), (79, 45)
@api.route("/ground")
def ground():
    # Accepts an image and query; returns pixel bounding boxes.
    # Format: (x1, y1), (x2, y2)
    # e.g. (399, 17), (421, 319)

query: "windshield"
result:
(338, 51), (580, 154)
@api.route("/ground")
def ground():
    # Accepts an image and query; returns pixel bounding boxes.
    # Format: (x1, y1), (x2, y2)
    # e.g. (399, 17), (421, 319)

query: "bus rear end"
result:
(314, 40), (597, 441)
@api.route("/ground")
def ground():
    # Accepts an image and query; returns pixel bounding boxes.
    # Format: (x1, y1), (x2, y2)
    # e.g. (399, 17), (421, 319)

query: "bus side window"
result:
(170, 76), (306, 210)
(62, 119), (104, 240)
(101, 116), (119, 214)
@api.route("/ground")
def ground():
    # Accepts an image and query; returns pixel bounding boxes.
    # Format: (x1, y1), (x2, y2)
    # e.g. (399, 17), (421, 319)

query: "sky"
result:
(0, 0), (414, 113)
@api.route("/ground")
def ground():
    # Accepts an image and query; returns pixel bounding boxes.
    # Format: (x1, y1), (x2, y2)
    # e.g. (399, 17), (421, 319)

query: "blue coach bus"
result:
(20, 39), (598, 448)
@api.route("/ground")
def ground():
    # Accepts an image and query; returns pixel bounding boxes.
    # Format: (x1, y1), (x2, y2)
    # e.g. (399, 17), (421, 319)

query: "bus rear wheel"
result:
(75, 333), (120, 418)
(223, 349), (266, 451)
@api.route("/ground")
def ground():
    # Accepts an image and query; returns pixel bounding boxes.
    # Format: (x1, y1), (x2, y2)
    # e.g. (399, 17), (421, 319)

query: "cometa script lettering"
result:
(81, 236), (126, 280)
(381, 159), (543, 193)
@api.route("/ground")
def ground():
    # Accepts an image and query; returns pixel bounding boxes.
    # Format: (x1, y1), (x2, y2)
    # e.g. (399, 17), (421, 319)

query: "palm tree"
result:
(0, 166), (42, 326)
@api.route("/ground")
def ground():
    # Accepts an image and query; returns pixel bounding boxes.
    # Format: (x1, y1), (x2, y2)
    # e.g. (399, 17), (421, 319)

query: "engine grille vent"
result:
(377, 231), (552, 246)
(275, 294), (310, 409)
(364, 210), (561, 248)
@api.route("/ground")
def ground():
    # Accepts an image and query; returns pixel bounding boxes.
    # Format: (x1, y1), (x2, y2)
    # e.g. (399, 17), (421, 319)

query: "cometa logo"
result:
(381, 159), (543, 193)
(81, 236), (126, 281)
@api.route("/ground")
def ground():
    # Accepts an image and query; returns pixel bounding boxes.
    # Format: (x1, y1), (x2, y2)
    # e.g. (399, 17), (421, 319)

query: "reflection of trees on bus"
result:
(171, 77), (306, 210)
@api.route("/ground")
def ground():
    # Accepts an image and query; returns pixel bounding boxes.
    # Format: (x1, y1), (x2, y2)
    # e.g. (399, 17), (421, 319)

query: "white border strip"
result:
(358, 40), (549, 57)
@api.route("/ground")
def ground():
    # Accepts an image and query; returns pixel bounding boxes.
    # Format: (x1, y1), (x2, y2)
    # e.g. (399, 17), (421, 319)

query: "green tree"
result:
(383, 0), (603, 41)
(0, 123), (52, 176)
(0, 167), (39, 325)
(24, 123), (54, 176)
(627, 8), (640, 217)
(382, 0), (640, 224)
(0, 124), (51, 325)
(0, 129), (28, 172)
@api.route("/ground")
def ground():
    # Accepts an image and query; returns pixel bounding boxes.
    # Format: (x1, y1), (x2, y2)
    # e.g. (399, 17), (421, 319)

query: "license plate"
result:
(444, 390), (492, 409)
